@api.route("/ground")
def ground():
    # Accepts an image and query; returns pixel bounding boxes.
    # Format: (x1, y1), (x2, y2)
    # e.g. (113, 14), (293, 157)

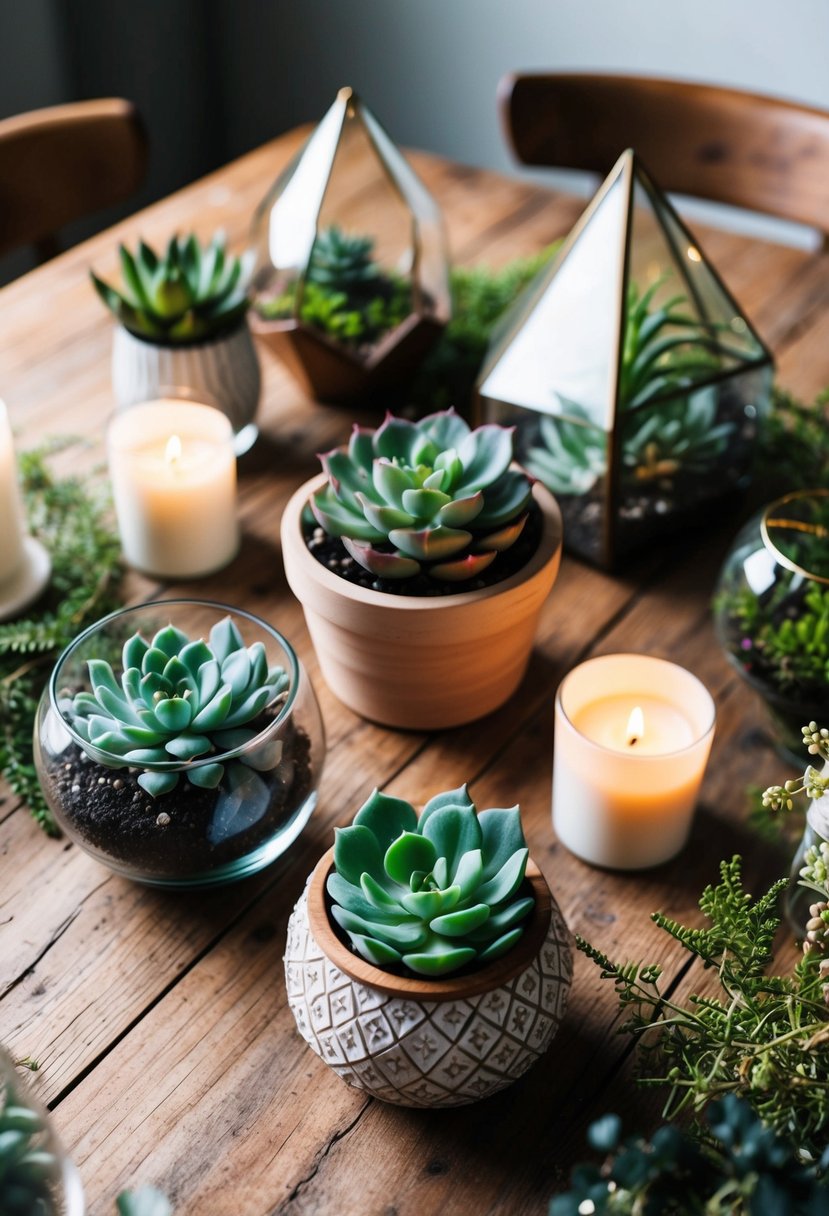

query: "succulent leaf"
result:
(92, 232), (250, 345)
(65, 617), (287, 797)
(328, 786), (534, 978)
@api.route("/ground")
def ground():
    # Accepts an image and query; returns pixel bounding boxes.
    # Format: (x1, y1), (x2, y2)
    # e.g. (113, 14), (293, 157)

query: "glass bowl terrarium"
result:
(35, 600), (324, 888)
(714, 490), (829, 766)
(249, 87), (450, 404)
(0, 1046), (84, 1215)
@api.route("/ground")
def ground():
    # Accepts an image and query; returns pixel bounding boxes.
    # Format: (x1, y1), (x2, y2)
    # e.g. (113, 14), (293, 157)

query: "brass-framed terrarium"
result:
(249, 87), (451, 404)
(477, 149), (774, 569)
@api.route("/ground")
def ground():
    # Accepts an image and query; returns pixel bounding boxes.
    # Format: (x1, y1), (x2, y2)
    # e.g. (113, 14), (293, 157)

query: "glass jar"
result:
(35, 600), (325, 888)
(0, 1047), (84, 1215)
(714, 490), (829, 766)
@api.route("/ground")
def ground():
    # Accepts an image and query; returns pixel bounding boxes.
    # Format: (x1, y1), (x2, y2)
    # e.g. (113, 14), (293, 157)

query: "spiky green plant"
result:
(0, 1066), (61, 1215)
(620, 278), (735, 410)
(307, 226), (381, 291)
(621, 388), (733, 483)
(525, 410), (607, 497)
(64, 618), (288, 798)
(328, 784), (534, 977)
(91, 232), (252, 344)
(311, 408), (533, 581)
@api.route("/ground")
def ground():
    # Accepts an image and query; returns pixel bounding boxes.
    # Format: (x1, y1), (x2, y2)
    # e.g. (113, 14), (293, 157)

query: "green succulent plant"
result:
(328, 784), (534, 977)
(0, 1070), (61, 1215)
(311, 408), (533, 581)
(620, 278), (736, 411)
(525, 411), (607, 497)
(621, 388), (732, 483)
(65, 618), (288, 798)
(307, 226), (381, 291)
(91, 232), (252, 344)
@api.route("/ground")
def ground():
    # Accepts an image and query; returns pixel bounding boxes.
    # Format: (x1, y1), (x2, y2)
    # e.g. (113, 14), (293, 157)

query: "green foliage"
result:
(621, 388), (732, 483)
(551, 1095), (829, 1215)
(756, 385), (829, 496)
(577, 856), (829, 1158)
(311, 408), (533, 581)
(0, 1066), (62, 1215)
(91, 232), (251, 345)
(720, 576), (829, 699)
(525, 411), (607, 497)
(66, 618), (288, 798)
(256, 225), (411, 347)
(0, 448), (122, 834)
(329, 784), (533, 977)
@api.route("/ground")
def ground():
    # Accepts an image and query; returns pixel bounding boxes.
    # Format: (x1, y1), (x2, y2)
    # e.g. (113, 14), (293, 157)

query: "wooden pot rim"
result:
(281, 473), (563, 617)
(306, 846), (554, 1000)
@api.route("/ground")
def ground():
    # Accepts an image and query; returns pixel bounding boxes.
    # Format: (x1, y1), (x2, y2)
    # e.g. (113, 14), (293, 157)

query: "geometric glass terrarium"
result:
(249, 87), (451, 405)
(478, 149), (773, 568)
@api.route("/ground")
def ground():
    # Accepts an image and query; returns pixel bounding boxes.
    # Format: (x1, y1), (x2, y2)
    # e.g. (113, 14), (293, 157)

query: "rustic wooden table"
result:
(1, 128), (828, 1216)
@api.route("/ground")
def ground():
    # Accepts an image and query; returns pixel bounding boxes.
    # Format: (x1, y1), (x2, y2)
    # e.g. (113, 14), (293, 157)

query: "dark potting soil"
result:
(42, 715), (313, 880)
(305, 499), (543, 597)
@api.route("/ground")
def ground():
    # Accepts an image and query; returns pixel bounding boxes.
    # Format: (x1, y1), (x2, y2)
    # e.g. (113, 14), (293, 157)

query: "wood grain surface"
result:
(1, 127), (827, 1216)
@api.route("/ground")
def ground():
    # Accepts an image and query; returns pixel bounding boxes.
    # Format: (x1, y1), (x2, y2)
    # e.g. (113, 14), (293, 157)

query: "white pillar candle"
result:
(553, 654), (715, 870)
(108, 399), (239, 579)
(0, 400), (28, 585)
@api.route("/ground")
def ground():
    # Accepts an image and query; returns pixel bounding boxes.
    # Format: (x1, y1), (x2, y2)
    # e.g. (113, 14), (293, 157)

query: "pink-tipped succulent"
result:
(310, 409), (533, 581)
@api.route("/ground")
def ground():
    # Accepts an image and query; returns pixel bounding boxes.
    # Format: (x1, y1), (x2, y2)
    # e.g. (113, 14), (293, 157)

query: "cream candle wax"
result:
(108, 399), (238, 579)
(553, 654), (715, 870)
(0, 400), (28, 583)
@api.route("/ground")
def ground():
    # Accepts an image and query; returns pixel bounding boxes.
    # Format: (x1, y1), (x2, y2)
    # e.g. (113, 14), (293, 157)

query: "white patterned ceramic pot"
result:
(284, 849), (573, 1108)
(112, 322), (261, 454)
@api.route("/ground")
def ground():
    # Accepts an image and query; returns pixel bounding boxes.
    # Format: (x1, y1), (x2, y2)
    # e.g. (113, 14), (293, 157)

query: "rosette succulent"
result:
(328, 784), (535, 977)
(0, 1069), (61, 1216)
(307, 226), (381, 292)
(65, 618), (288, 798)
(311, 409), (534, 580)
(91, 232), (252, 344)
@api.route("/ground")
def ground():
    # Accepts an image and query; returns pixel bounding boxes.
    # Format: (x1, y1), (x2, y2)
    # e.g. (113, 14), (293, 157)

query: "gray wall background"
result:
(2, 0), (828, 281)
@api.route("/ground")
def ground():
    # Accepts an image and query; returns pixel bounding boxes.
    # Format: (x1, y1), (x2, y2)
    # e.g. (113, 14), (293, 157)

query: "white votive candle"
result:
(0, 400), (28, 585)
(108, 399), (239, 578)
(553, 654), (715, 870)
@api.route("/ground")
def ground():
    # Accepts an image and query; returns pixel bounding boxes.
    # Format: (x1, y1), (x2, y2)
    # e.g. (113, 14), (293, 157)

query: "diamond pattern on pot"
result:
(284, 878), (573, 1108)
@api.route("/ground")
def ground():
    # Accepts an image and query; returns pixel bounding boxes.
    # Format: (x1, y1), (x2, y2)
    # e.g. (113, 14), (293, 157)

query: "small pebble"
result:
(312, 528), (325, 541)
(156, 812), (171, 827)
(71, 784), (80, 794)
(97, 776), (106, 785)
(113, 779), (124, 790)
(64, 763), (72, 772)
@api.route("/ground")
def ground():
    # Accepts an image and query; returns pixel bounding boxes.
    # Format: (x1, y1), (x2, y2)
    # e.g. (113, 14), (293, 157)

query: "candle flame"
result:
(165, 434), (182, 465)
(626, 706), (645, 747)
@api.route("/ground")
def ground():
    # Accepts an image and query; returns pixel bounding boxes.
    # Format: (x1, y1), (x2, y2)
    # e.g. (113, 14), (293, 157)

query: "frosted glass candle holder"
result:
(553, 654), (715, 869)
(108, 397), (239, 579)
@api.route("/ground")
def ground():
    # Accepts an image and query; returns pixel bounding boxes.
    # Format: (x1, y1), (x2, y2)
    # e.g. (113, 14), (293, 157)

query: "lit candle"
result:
(108, 399), (239, 578)
(0, 400), (28, 585)
(553, 654), (715, 869)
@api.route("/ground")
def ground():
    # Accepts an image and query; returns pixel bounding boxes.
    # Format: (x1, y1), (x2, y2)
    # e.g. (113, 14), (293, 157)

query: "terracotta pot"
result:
(280, 475), (563, 729)
(112, 321), (261, 455)
(284, 848), (573, 1108)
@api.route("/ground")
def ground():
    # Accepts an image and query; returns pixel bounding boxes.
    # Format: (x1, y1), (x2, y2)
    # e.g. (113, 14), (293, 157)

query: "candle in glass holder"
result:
(108, 399), (238, 578)
(553, 654), (715, 869)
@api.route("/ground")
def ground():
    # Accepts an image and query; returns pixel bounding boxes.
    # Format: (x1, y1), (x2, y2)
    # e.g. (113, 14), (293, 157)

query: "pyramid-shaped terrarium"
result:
(477, 150), (773, 568)
(249, 87), (451, 404)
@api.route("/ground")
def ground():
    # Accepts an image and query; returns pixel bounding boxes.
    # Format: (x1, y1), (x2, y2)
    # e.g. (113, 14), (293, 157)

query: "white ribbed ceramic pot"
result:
(112, 322), (261, 454)
(284, 850), (573, 1108)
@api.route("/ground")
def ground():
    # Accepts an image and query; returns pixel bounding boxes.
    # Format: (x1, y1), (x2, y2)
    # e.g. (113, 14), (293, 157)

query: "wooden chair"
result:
(0, 98), (148, 264)
(499, 73), (829, 240)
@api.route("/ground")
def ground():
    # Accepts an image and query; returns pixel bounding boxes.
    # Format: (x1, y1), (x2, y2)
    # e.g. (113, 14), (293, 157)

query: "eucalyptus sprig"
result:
(577, 855), (829, 1158)
(0, 448), (122, 833)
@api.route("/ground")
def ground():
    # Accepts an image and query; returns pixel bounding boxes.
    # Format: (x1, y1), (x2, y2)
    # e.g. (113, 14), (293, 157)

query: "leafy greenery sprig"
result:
(0, 447), (122, 833)
(577, 854), (829, 1158)
(551, 1095), (829, 1215)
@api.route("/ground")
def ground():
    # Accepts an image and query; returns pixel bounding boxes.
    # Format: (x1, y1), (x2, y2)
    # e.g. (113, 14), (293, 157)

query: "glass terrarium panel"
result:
(478, 169), (628, 430)
(613, 361), (772, 562)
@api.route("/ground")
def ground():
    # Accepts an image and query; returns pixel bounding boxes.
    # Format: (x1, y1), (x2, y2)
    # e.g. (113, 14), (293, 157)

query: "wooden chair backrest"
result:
(0, 98), (148, 262)
(499, 73), (829, 237)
